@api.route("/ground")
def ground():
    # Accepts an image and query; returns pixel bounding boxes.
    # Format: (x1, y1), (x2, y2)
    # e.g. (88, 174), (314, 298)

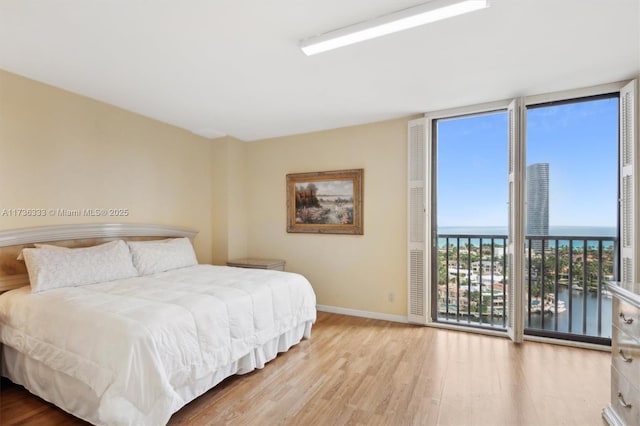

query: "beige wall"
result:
(210, 136), (248, 265)
(0, 69), (216, 262)
(0, 67), (413, 316)
(245, 118), (414, 316)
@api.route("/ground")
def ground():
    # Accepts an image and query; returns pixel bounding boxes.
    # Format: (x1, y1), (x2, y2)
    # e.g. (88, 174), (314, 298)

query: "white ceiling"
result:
(1, 0), (639, 141)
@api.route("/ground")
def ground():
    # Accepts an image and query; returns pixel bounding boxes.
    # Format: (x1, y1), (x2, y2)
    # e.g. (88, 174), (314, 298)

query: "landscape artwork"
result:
(286, 169), (363, 235)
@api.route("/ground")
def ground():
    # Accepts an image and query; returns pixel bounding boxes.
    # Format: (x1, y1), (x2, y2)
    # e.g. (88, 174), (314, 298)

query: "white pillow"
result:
(127, 237), (197, 276)
(23, 240), (139, 293)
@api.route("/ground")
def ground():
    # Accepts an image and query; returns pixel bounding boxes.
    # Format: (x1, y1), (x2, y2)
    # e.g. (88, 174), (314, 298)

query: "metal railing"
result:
(437, 234), (508, 329)
(436, 234), (616, 344)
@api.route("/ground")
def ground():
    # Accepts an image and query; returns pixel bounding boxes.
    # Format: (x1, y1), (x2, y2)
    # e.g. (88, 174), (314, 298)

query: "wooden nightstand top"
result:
(226, 258), (286, 271)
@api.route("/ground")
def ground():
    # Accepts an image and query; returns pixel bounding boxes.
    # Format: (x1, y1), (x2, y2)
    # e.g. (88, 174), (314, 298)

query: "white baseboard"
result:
(316, 304), (408, 324)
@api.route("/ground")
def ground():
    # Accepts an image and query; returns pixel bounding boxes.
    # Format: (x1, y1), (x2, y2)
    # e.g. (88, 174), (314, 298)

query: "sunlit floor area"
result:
(0, 311), (610, 426)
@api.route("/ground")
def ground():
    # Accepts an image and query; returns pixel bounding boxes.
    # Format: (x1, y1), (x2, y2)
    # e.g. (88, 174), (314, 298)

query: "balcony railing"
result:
(437, 234), (615, 344)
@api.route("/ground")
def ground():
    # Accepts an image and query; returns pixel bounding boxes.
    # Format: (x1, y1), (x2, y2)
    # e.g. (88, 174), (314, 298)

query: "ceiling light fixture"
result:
(300, 0), (489, 56)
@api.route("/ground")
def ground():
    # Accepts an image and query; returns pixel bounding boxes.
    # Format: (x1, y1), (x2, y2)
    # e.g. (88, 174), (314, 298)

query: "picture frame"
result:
(286, 169), (363, 235)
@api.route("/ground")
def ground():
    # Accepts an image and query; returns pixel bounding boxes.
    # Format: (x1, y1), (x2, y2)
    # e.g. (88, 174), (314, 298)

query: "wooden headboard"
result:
(0, 223), (198, 292)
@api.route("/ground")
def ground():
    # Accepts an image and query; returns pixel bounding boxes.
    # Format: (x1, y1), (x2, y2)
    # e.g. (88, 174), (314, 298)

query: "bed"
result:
(0, 224), (317, 426)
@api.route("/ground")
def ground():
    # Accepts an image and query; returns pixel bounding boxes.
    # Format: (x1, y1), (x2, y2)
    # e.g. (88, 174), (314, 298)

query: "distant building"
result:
(526, 163), (549, 250)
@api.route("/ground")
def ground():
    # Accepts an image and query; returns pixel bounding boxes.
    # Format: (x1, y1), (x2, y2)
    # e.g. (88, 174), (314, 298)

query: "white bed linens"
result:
(0, 264), (317, 425)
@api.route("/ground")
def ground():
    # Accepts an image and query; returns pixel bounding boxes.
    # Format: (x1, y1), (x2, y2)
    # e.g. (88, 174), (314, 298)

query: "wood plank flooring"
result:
(0, 312), (610, 425)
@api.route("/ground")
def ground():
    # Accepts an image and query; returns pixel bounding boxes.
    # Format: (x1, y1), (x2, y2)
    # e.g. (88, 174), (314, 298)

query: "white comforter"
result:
(0, 264), (316, 425)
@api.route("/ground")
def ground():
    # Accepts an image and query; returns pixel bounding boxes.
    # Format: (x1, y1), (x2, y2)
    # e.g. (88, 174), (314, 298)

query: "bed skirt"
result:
(1, 320), (313, 426)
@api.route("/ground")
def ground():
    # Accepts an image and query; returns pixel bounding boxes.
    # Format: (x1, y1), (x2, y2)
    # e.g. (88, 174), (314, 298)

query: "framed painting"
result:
(286, 169), (363, 235)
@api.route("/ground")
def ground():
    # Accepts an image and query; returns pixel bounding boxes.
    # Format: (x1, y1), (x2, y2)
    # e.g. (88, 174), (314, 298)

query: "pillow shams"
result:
(23, 240), (138, 293)
(127, 237), (197, 275)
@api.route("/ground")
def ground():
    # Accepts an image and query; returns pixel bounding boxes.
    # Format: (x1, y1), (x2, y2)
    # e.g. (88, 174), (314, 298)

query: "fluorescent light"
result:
(300, 0), (489, 56)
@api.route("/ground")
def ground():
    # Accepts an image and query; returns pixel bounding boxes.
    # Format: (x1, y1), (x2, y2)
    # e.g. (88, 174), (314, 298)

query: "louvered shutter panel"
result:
(507, 99), (524, 343)
(408, 118), (428, 324)
(620, 80), (638, 284)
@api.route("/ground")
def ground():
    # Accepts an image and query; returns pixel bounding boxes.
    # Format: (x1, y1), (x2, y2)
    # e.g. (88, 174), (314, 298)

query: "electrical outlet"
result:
(388, 292), (395, 302)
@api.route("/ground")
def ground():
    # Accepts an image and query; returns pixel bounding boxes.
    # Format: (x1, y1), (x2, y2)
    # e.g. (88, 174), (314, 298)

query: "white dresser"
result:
(604, 281), (640, 426)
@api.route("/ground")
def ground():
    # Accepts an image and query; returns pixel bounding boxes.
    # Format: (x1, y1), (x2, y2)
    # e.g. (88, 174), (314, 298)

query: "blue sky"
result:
(437, 97), (619, 228)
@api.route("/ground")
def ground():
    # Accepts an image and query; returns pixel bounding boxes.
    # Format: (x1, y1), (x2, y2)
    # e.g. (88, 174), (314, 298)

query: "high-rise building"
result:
(526, 163), (549, 248)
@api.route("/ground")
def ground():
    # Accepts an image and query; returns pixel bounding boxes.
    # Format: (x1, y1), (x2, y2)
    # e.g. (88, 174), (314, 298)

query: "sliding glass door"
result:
(433, 109), (509, 331)
(408, 80), (637, 345)
(523, 95), (619, 344)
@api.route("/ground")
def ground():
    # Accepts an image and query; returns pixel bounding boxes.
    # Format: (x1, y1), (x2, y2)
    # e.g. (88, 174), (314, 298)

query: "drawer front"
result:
(612, 325), (640, 386)
(611, 365), (640, 426)
(614, 298), (640, 342)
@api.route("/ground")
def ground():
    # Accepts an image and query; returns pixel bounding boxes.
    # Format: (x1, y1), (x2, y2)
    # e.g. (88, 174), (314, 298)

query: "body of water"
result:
(526, 287), (612, 339)
(438, 226), (617, 250)
(438, 225), (616, 237)
(441, 287), (612, 339)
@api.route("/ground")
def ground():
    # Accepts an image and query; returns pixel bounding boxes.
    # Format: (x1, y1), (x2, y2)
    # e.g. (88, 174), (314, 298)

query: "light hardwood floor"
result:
(0, 312), (610, 425)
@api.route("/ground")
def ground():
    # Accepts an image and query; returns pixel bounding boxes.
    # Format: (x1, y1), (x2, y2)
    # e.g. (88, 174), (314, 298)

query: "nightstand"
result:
(226, 258), (286, 271)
